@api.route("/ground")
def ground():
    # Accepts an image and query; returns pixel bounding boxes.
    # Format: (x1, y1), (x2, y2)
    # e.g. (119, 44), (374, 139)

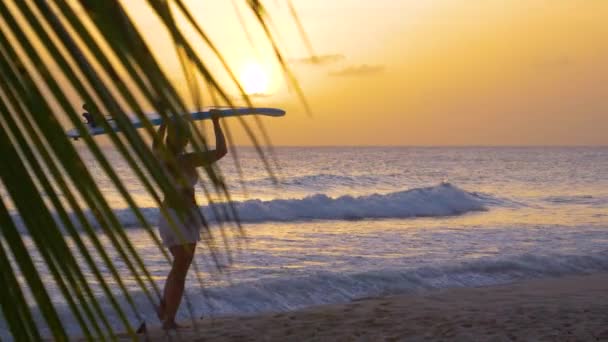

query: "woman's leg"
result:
(160, 243), (196, 329)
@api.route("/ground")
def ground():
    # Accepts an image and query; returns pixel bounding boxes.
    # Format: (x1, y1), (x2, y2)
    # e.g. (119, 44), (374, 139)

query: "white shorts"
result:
(157, 208), (202, 247)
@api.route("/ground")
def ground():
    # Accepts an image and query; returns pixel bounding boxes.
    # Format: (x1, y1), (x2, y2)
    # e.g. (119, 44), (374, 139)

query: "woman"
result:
(152, 113), (227, 330)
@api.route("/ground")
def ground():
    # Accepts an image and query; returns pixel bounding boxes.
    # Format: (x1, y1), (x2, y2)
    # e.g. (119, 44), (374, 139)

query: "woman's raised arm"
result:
(182, 116), (227, 167)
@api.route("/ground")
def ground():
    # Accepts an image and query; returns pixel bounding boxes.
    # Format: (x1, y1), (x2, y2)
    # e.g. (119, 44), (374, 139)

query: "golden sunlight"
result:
(239, 62), (269, 95)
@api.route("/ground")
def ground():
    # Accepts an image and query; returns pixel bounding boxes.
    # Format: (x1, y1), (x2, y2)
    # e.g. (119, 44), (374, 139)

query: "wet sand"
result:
(122, 273), (608, 341)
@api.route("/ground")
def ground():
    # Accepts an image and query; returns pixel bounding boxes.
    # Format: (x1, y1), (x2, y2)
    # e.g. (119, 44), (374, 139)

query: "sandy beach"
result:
(120, 273), (608, 341)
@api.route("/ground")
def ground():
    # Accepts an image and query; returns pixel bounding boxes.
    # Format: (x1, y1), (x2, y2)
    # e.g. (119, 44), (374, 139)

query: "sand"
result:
(120, 274), (608, 341)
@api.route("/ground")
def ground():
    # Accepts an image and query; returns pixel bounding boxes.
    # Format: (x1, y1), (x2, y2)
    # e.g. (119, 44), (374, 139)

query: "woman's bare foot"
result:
(161, 320), (184, 330)
(136, 321), (146, 334)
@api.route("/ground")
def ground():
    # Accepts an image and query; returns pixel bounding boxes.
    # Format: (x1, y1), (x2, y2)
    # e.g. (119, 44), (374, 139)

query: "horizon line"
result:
(228, 144), (608, 148)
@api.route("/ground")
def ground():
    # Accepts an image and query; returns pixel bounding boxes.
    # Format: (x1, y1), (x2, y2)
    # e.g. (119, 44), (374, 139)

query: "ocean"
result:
(2, 146), (608, 338)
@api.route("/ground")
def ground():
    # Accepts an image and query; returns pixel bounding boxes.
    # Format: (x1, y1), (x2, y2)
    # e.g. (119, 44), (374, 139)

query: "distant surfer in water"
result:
(150, 112), (227, 330)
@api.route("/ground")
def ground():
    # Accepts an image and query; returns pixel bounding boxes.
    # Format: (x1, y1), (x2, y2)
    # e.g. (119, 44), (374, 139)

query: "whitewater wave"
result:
(105, 183), (489, 227)
(198, 251), (608, 315)
(228, 182), (487, 222)
(7, 183), (494, 231)
(13, 250), (608, 341)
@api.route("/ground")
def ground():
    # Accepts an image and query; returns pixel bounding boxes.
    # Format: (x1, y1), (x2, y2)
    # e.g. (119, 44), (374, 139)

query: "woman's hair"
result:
(166, 117), (190, 154)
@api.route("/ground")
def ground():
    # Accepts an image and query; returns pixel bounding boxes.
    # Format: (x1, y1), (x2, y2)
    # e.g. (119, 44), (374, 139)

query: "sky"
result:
(115, 1), (607, 145)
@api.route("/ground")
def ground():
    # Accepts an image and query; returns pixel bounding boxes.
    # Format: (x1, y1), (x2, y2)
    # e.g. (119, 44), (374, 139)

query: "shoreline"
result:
(118, 273), (608, 341)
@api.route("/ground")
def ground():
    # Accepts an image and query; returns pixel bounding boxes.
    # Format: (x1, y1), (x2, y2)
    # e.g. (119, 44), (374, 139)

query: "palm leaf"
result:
(0, 0), (310, 339)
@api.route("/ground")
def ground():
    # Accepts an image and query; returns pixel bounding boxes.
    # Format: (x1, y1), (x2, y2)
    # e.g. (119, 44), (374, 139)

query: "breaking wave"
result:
(225, 182), (487, 222)
(8, 183), (499, 231)
(109, 183), (490, 227)
(198, 251), (608, 315)
(15, 251), (608, 340)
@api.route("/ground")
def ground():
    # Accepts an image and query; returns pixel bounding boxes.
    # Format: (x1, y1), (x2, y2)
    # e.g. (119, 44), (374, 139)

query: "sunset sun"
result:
(239, 62), (269, 95)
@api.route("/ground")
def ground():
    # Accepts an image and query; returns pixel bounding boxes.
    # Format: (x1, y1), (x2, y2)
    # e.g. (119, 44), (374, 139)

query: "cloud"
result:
(328, 64), (385, 77)
(290, 54), (345, 65)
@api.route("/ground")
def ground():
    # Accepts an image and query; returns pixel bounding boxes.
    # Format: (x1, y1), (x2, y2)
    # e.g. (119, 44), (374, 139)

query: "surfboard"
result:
(66, 106), (286, 140)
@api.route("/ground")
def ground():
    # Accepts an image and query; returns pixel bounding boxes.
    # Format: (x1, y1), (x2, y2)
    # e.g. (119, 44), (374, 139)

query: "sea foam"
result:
(196, 251), (608, 315)
(226, 182), (486, 223)
(14, 250), (608, 341)
(103, 183), (488, 228)
(8, 183), (491, 232)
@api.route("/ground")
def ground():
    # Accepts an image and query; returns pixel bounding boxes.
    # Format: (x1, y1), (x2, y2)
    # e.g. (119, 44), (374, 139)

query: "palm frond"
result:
(0, 0), (311, 339)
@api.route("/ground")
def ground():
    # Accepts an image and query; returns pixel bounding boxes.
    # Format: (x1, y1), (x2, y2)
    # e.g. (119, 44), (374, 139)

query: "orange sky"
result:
(122, 1), (608, 145)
